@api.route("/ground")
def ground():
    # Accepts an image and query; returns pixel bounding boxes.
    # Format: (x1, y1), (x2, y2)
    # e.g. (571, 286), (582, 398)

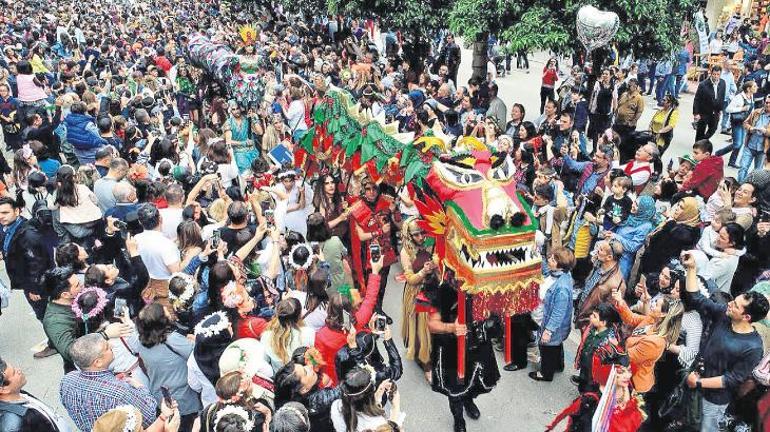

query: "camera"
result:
(113, 219), (128, 231)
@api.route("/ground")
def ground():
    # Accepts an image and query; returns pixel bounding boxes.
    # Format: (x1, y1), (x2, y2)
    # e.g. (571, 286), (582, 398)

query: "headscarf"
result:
(674, 197), (701, 227)
(622, 196), (656, 229)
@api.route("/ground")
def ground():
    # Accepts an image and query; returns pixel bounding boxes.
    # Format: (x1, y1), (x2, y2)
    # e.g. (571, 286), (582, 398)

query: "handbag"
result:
(753, 351), (770, 386)
(659, 367), (703, 427)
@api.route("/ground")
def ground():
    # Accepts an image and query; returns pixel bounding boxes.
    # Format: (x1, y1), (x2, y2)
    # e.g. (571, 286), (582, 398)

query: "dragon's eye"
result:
(437, 163), (484, 186)
(489, 156), (516, 182)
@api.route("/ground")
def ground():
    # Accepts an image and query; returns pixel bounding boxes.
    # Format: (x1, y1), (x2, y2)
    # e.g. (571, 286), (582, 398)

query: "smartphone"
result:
(212, 229), (221, 248)
(342, 310), (352, 332)
(369, 243), (381, 262)
(760, 210), (770, 223)
(113, 219), (128, 231)
(264, 209), (275, 228)
(374, 314), (387, 332)
(639, 274), (647, 288)
(113, 298), (127, 319)
(160, 386), (174, 414)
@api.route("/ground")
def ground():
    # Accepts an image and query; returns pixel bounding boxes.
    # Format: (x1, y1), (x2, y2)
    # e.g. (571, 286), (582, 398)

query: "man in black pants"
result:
(0, 197), (54, 357)
(693, 65), (727, 141)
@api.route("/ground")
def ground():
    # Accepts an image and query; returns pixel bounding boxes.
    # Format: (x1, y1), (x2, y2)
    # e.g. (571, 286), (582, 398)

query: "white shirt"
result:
(159, 207), (184, 241)
(134, 229), (180, 280)
(187, 356), (218, 407)
(286, 100), (308, 133)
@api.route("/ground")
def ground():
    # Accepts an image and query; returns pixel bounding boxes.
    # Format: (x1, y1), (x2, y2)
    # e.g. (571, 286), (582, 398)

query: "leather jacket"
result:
(335, 335), (403, 386)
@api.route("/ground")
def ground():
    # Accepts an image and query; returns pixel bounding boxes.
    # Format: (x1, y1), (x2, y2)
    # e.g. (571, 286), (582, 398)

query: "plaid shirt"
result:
(60, 369), (157, 432)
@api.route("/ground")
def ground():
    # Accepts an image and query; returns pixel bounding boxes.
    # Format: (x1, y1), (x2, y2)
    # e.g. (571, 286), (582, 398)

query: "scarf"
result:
(675, 197), (701, 227)
(2, 217), (23, 256)
(622, 196), (656, 229)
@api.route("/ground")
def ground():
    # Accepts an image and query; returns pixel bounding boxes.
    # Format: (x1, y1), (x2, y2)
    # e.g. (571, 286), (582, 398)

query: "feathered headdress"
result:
(239, 25), (258, 46)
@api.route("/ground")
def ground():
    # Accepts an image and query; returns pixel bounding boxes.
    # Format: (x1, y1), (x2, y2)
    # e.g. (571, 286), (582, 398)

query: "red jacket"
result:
(314, 274), (381, 384)
(680, 155), (723, 199)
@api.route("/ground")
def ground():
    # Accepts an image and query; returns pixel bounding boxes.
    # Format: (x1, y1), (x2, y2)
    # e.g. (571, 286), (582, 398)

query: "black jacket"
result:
(335, 336), (403, 386)
(693, 78), (727, 117)
(2, 220), (53, 294)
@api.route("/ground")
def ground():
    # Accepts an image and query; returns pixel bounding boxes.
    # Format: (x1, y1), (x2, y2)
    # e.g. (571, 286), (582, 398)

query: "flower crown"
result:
(169, 273), (196, 305)
(194, 311), (231, 338)
(343, 365), (377, 397)
(221, 281), (244, 309)
(71, 287), (108, 321)
(289, 243), (314, 271)
(114, 405), (138, 432)
(213, 404), (255, 432)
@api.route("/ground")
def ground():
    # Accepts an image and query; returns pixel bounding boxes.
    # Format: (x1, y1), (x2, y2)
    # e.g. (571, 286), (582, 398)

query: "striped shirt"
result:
(60, 369), (157, 432)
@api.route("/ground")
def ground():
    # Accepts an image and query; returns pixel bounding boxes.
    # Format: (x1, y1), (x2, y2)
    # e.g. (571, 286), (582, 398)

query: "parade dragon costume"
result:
(296, 86), (543, 376)
(187, 27), (266, 108)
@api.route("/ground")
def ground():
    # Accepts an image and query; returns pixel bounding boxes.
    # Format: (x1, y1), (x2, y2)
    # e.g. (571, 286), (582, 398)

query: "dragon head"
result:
(422, 148), (542, 318)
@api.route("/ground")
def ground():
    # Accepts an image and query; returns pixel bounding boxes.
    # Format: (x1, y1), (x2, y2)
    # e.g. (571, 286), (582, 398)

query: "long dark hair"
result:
(136, 303), (173, 347)
(340, 366), (385, 432)
(312, 174), (342, 215)
(55, 165), (79, 207)
(149, 137), (180, 165)
(304, 267), (330, 316)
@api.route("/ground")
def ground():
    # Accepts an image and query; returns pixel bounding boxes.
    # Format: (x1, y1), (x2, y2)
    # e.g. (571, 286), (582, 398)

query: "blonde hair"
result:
(266, 298), (303, 364)
(655, 300), (684, 346)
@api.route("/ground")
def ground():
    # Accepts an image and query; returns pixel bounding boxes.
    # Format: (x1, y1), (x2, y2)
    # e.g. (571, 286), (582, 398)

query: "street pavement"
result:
(0, 45), (740, 432)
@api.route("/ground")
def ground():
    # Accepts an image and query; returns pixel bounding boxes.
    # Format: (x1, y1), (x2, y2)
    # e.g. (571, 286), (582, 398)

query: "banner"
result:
(591, 366), (617, 432)
(694, 10), (709, 57)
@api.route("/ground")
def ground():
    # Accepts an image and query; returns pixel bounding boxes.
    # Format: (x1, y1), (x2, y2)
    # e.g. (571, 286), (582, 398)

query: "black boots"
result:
(464, 398), (481, 419)
(449, 399), (466, 432)
(450, 397), (481, 431)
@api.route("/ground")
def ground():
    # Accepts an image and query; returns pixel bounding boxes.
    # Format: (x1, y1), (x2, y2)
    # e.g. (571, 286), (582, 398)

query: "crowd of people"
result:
(0, 1), (769, 432)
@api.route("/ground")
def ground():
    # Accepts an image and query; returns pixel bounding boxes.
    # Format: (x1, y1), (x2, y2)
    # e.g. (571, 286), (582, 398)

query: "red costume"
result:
(313, 273), (381, 384)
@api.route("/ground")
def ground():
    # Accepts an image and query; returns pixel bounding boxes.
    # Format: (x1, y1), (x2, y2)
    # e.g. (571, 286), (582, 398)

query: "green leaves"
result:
(449, 0), (698, 59)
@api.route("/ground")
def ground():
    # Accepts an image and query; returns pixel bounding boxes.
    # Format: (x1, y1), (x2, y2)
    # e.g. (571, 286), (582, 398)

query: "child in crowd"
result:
(679, 139), (724, 199)
(600, 176), (633, 231)
(697, 208), (746, 259)
(703, 177), (738, 223)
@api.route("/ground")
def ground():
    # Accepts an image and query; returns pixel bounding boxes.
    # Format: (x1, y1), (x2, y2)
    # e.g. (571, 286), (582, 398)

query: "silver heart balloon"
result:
(576, 5), (620, 52)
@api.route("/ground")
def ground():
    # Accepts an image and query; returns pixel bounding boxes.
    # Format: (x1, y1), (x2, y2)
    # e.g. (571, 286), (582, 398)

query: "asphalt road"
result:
(0, 44), (738, 432)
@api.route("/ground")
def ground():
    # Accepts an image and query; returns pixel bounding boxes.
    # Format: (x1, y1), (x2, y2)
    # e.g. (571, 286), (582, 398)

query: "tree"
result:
(450, 0), (698, 70)
(278, 0), (450, 70)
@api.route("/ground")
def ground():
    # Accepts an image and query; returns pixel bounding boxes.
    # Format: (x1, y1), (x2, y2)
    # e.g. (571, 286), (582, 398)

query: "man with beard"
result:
(560, 144), (614, 196)
(351, 178), (400, 314)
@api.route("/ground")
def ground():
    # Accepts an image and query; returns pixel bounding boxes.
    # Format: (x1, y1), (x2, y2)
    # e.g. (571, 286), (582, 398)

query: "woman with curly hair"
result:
(398, 216), (434, 382)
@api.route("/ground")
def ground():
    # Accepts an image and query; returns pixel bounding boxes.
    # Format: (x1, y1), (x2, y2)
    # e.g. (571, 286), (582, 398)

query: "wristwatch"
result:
(695, 379), (702, 390)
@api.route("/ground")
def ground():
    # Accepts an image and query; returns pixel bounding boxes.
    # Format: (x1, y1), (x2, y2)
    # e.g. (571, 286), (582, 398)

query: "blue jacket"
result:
(64, 113), (106, 164)
(614, 222), (655, 281)
(539, 270), (574, 346)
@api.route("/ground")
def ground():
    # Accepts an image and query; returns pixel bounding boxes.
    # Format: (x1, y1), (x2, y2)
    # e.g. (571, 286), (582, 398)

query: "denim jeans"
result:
(738, 147), (766, 182)
(700, 398), (728, 432)
(674, 74), (684, 99)
(715, 125), (745, 166)
(720, 100), (732, 131)
(656, 74), (675, 105)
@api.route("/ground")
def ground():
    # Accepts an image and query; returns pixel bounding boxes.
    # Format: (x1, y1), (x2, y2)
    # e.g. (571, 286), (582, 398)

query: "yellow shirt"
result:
(650, 108), (679, 133)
